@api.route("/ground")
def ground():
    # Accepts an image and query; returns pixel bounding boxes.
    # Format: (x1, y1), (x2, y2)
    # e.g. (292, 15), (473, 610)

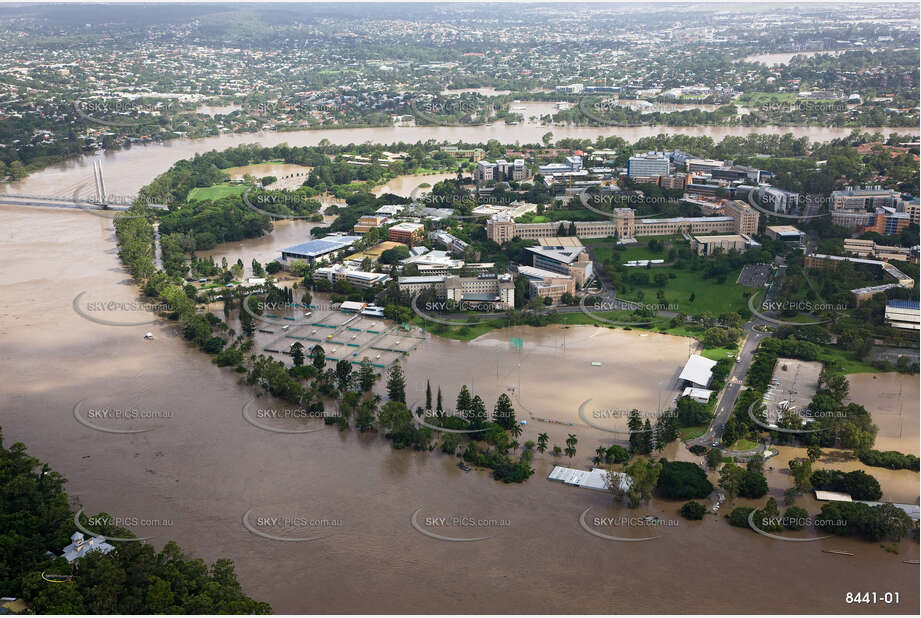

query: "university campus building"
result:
(398, 273), (515, 310)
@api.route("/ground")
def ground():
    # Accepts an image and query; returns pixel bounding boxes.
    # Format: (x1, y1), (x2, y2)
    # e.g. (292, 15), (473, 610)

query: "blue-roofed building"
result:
(279, 235), (361, 267)
(885, 299), (920, 330)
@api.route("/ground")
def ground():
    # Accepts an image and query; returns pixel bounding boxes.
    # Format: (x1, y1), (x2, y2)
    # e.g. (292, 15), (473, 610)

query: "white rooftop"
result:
(682, 386), (713, 401)
(679, 354), (717, 387)
(814, 490), (853, 502)
(517, 265), (573, 281)
(547, 466), (631, 492)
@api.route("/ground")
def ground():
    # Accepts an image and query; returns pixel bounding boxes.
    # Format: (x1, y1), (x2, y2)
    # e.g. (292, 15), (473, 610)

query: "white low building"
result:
(679, 354), (717, 387)
(401, 250), (464, 271)
(314, 263), (390, 288)
(681, 386), (714, 404)
(548, 466), (632, 493)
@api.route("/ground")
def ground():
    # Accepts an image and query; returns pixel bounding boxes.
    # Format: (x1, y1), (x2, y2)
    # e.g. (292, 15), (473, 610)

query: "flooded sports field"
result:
(403, 324), (693, 431)
(847, 372), (920, 456)
(1, 204), (919, 614)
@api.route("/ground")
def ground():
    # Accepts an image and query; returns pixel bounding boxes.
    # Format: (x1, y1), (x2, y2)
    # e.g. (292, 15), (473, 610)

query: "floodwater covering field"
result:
(847, 372), (920, 456)
(1, 202), (919, 615)
(2, 112), (920, 613)
(403, 324), (691, 431)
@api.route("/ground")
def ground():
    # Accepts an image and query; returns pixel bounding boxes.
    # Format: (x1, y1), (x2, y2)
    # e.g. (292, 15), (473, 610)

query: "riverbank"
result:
(3, 123), (918, 194)
(1, 203), (918, 613)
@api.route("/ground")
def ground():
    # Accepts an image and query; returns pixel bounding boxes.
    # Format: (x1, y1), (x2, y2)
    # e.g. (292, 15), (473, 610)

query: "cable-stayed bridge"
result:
(0, 159), (168, 213)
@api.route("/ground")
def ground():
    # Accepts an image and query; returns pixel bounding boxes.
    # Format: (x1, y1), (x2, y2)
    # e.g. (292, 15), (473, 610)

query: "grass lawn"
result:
(411, 316), (508, 342)
(583, 237), (672, 265)
(620, 266), (750, 315)
(187, 184), (248, 202)
(729, 438), (758, 451)
(413, 309), (709, 343)
(701, 346), (739, 361)
(549, 310), (656, 327)
(583, 237), (749, 314)
(679, 425), (708, 440)
(815, 345), (883, 374)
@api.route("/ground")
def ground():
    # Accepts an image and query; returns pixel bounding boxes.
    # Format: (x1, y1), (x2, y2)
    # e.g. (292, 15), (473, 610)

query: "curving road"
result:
(686, 319), (772, 453)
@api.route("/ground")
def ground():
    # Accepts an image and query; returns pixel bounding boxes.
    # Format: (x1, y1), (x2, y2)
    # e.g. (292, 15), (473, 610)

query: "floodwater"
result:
(847, 373), (920, 456)
(2, 122), (918, 201)
(373, 172), (456, 197)
(1, 133), (919, 613)
(402, 325), (691, 431)
(222, 162), (314, 192)
(767, 446), (919, 505)
(222, 162), (313, 182)
(196, 219), (327, 277)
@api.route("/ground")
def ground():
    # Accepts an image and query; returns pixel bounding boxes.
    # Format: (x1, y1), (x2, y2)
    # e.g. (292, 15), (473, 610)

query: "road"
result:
(686, 320), (772, 451)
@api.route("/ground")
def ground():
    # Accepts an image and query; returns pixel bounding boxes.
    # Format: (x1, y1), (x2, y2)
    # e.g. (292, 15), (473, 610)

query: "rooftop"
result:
(640, 216), (733, 224)
(767, 225), (803, 234)
(526, 245), (586, 264)
(518, 265), (573, 280)
(281, 235), (361, 257)
(679, 354), (717, 387)
(692, 234), (748, 242)
(398, 275), (445, 285)
(536, 236), (584, 247)
(389, 221), (424, 233)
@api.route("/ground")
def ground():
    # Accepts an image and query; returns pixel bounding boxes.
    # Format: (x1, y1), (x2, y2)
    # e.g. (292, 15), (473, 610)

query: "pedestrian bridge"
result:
(0, 158), (168, 212)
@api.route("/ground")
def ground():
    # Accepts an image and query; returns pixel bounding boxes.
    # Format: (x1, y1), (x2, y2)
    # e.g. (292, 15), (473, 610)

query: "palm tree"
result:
(509, 423), (523, 439)
(565, 434), (578, 460)
(537, 432), (549, 453)
(593, 445), (606, 465)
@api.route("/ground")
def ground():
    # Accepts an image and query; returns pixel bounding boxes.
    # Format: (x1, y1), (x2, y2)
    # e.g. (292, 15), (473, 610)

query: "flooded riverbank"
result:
(1, 205), (918, 613)
(2, 122), (917, 200)
(373, 172), (456, 197)
(403, 324), (691, 431)
(847, 373), (920, 456)
(221, 162), (313, 190)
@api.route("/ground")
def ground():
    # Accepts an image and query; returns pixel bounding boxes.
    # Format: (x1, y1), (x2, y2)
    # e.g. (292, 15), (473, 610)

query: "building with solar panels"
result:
(885, 299), (920, 330)
(279, 235), (362, 267)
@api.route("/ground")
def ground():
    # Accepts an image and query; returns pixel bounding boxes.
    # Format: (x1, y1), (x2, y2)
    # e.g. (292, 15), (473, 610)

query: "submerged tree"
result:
(386, 363), (406, 403)
(493, 393), (516, 430)
(290, 342), (305, 367)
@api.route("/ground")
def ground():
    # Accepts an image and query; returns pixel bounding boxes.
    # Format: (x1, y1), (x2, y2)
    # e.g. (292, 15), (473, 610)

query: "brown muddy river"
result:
(1, 203), (918, 614)
(1, 121), (920, 613)
(1, 122), (918, 201)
